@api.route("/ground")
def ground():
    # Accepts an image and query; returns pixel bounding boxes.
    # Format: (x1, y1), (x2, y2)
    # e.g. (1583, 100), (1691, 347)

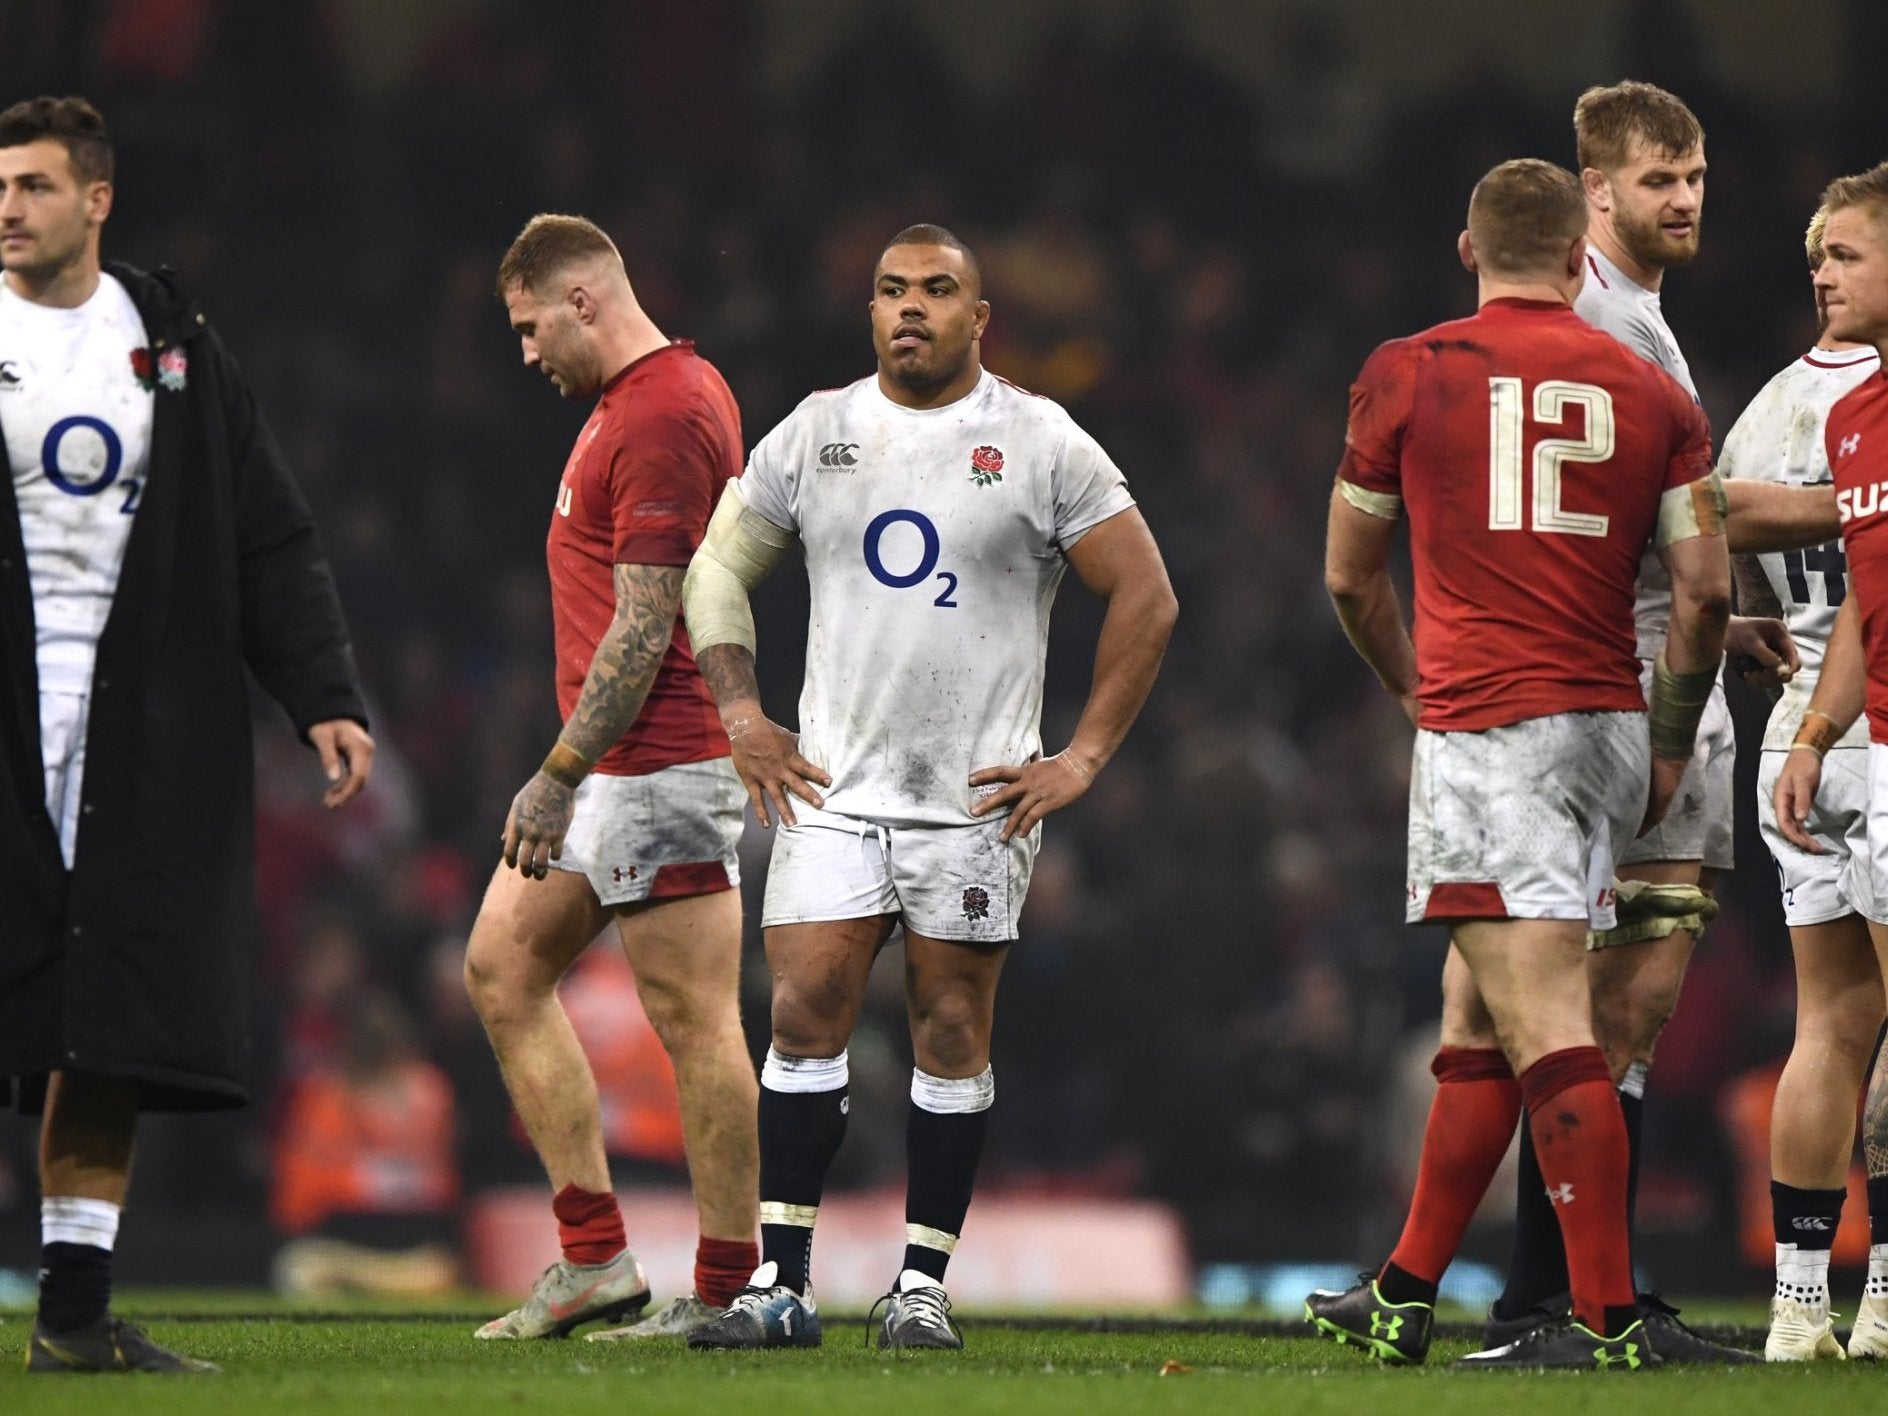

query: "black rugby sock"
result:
(1494, 1124), (1569, 1317)
(38, 1242), (112, 1333)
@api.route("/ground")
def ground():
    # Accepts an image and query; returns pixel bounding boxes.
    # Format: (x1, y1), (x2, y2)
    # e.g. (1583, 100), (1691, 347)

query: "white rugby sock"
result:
(42, 1196), (121, 1251)
(1775, 1242), (1830, 1305)
(1868, 1243), (1888, 1299)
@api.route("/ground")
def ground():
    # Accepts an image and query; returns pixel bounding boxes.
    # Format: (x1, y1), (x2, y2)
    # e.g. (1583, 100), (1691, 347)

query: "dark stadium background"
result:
(1, 0), (1883, 1301)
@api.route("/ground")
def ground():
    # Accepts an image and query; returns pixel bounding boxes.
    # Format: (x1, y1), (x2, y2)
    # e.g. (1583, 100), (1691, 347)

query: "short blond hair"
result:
(1467, 159), (1587, 278)
(495, 214), (620, 298)
(1574, 81), (1703, 173)
(1806, 205), (1831, 270)
(1821, 163), (1888, 244)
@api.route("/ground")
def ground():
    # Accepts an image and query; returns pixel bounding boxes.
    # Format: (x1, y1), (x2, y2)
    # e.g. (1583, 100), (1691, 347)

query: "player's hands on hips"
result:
(1773, 749), (1827, 854)
(309, 718), (375, 808)
(503, 772), (574, 878)
(1725, 615), (1800, 691)
(1638, 753), (1688, 836)
(969, 748), (1098, 842)
(726, 713), (830, 828)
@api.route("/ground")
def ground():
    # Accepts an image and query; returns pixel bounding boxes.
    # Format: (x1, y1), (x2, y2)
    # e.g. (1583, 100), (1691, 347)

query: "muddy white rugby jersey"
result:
(1719, 344), (1879, 749)
(1, 273), (154, 694)
(741, 368), (1134, 826)
(1576, 244), (1701, 661)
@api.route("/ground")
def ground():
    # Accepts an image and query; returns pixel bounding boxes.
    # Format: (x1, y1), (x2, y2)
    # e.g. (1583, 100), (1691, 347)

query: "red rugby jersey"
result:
(1828, 369), (1888, 743)
(1338, 299), (1713, 731)
(547, 341), (740, 775)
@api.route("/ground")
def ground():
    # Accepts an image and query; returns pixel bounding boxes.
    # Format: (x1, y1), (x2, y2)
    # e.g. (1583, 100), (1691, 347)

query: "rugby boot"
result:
(1846, 1292), (1888, 1358)
(26, 1316), (218, 1373)
(474, 1247), (650, 1339)
(686, 1263), (822, 1349)
(1303, 1275), (1432, 1364)
(585, 1293), (718, 1342)
(1765, 1293), (1845, 1361)
(1480, 1291), (1568, 1350)
(872, 1269), (964, 1350)
(1455, 1315), (1661, 1370)
(1637, 1291), (1759, 1364)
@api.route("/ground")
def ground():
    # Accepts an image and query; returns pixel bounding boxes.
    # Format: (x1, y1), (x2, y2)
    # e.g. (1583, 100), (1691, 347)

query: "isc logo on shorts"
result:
(1595, 886), (1616, 909)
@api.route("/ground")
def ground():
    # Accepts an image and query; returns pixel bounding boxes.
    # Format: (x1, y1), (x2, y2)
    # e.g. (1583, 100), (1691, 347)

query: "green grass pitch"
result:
(0, 1296), (1878, 1414)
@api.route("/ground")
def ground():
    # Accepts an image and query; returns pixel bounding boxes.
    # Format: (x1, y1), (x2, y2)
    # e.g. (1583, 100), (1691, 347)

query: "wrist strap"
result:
(1647, 651), (1715, 760)
(541, 740), (591, 789)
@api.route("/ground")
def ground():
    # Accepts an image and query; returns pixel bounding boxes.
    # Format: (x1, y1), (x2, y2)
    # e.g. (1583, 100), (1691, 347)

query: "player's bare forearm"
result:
(1659, 534), (1732, 677)
(1329, 572), (1417, 702)
(1325, 488), (1416, 701)
(696, 641), (764, 722)
(1730, 553), (1784, 619)
(1723, 479), (1840, 555)
(1806, 594), (1867, 734)
(1063, 563), (1178, 775)
(557, 563), (682, 765)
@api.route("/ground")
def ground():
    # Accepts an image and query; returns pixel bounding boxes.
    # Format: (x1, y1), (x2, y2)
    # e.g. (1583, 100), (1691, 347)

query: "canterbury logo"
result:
(1792, 1216), (1834, 1231)
(1369, 1312), (1403, 1339)
(817, 442), (860, 468)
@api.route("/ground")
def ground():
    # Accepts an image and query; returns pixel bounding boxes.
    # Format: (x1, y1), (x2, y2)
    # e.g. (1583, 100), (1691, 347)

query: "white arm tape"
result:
(682, 479), (796, 656)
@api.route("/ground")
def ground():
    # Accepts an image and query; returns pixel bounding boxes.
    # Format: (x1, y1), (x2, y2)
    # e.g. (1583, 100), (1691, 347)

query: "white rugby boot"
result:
(1764, 1294), (1845, 1361)
(1847, 1292), (1888, 1358)
(585, 1292), (719, 1341)
(474, 1248), (650, 1339)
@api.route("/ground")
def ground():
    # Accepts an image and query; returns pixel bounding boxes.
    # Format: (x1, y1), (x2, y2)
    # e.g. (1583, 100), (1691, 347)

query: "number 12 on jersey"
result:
(1487, 378), (1615, 537)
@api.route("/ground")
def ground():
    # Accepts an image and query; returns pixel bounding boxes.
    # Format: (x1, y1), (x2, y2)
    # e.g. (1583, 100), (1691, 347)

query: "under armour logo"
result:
(1841, 433), (1862, 457)
(1369, 1311), (1403, 1340)
(1593, 1341), (1643, 1369)
(817, 442), (860, 469)
(1546, 1182), (1575, 1206)
(611, 865), (639, 883)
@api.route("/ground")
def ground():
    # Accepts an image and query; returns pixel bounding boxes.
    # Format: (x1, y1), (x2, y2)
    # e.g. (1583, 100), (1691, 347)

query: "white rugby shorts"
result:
(761, 803), (1038, 942)
(1845, 742), (1888, 927)
(1620, 667), (1735, 871)
(1757, 746), (1868, 927)
(1406, 711), (1648, 928)
(552, 757), (744, 907)
(40, 689), (90, 870)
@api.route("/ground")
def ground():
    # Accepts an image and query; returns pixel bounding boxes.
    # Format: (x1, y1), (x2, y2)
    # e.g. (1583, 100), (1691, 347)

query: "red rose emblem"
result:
(971, 446), (1004, 474)
(129, 347), (155, 387)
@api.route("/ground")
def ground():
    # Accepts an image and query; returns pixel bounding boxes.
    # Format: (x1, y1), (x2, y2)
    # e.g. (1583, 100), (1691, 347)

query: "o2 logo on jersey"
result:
(863, 508), (957, 607)
(42, 416), (142, 513)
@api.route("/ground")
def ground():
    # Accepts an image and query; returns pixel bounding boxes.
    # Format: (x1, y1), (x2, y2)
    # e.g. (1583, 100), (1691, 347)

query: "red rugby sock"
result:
(553, 1184), (626, 1267)
(1520, 1047), (1636, 1335)
(1383, 1048), (1521, 1292)
(695, 1236), (760, 1308)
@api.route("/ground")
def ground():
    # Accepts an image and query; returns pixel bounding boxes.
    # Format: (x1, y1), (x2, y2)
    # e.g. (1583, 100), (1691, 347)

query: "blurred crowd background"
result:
(1, 0), (1884, 1296)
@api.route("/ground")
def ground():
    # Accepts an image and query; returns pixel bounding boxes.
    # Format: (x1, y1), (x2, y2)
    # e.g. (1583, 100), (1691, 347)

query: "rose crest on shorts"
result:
(961, 885), (991, 920)
(969, 445), (1004, 486)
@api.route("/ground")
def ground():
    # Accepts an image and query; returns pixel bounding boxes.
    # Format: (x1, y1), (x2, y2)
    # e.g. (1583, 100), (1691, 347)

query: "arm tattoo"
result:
(1731, 553), (1784, 619)
(1866, 1038), (1888, 1179)
(696, 642), (763, 712)
(558, 563), (683, 764)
